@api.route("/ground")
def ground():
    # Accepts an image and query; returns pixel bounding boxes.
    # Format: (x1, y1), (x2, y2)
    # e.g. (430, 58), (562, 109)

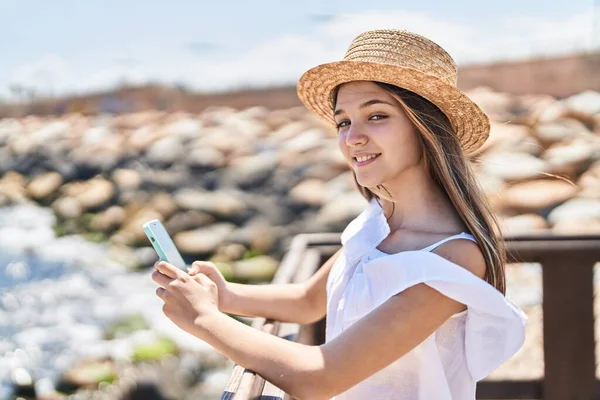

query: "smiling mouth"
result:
(353, 154), (381, 166)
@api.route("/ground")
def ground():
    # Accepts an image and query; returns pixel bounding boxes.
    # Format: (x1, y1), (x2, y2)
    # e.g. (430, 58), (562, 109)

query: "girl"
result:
(151, 29), (527, 399)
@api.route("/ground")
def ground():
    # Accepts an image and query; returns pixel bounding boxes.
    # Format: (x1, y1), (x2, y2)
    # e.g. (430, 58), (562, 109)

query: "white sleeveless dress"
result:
(326, 197), (527, 399)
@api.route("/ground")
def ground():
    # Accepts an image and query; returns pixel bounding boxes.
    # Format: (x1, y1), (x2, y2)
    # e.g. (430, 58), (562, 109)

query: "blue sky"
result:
(0, 0), (597, 98)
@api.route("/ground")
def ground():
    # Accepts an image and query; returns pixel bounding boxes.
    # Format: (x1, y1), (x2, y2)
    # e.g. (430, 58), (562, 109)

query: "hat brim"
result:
(297, 60), (490, 154)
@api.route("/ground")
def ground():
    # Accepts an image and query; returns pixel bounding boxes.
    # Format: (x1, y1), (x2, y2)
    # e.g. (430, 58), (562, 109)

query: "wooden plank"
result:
(476, 380), (542, 399)
(540, 252), (596, 400)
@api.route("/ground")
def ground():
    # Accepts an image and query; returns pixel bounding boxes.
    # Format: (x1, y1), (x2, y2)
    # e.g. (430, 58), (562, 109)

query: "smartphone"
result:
(143, 219), (187, 270)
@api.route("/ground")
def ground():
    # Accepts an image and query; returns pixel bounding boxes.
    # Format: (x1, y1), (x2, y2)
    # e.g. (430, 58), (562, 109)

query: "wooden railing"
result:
(221, 233), (600, 400)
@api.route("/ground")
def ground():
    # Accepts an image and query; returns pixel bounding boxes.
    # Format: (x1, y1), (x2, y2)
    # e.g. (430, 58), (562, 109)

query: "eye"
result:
(369, 114), (387, 121)
(335, 119), (350, 129)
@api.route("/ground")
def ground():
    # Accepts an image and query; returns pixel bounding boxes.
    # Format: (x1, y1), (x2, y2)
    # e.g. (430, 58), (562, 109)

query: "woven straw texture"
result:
(297, 29), (490, 154)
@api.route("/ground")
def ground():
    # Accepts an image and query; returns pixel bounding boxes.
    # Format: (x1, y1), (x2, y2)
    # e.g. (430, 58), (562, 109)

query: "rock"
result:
(263, 110), (294, 130)
(112, 169), (142, 191)
(243, 195), (292, 226)
(532, 98), (568, 122)
(149, 192), (178, 220)
(542, 137), (598, 177)
(52, 197), (83, 219)
(114, 208), (164, 246)
(564, 90), (600, 115)
(577, 161), (600, 198)
(90, 206), (126, 232)
(481, 152), (549, 182)
(162, 118), (202, 139)
(185, 146), (227, 169)
(547, 198), (600, 226)
(27, 172), (64, 200)
(173, 223), (236, 254)
(61, 177), (116, 211)
(59, 360), (118, 391)
(283, 129), (325, 153)
(269, 121), (314, 143)
(0, 171), (28, 204)
(325, 171), (358, 201)
(82, 126), (114, 145)
(228, 220), (281, 253)
(499, 214), (549, 236)
(316, 191), (369, 231)
(198, 127), (252, 156)
(144, 165), (191, 191)
(534, 118), (592, 146)
(173, 189), (249, 219)
(104, 314), (150, 340)
(211, 243), (247, 262)
(223, 153), (279, 188)
(233, 255), (279, 282)
(552, 218), (600, 235)
(502, 179), (579, 213)
(164, 210), (215, 234)
(465, 87), (515, 121)
(146, 136), (186, 165)
(70, 146), (121, 175)
(290, 179), (327, 207)
(223, 114), (270, 138)
(480, 123), (531, 153)
(108, 243), (152, 270)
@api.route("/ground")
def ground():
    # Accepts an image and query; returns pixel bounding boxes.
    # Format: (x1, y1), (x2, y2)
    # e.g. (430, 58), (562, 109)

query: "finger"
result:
(155, 261), (180, 279)
(189, 261), (217, 277)
(193, 273), (215, 288)
(156, 287), (168, 301)
(151, 269), (172, 288)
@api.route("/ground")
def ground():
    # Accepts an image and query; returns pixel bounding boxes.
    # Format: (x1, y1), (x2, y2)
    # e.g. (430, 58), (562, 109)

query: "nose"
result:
(345, 124), (368, 147)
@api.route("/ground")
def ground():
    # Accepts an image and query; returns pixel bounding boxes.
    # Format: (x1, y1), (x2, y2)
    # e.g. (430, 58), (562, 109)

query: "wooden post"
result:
(541, 252), (596, 400)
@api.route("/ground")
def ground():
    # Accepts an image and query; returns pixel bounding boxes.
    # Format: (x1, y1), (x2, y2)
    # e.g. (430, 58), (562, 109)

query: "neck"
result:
(375, 165), (461, 234)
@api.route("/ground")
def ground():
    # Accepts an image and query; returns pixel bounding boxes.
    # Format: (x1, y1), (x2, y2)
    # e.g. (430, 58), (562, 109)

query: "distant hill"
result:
(1, 51), (598, 118)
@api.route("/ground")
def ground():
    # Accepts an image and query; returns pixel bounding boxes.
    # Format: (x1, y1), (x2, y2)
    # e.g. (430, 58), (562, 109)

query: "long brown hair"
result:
(333, 82), (507, 294)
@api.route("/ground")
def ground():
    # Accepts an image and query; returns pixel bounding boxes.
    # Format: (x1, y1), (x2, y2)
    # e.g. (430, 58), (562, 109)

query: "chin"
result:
(355, 175), (383, 188)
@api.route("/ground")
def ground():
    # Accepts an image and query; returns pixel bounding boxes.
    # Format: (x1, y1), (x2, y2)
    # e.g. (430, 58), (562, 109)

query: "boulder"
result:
(481, 152), (548, 182)
(502, 179), (579, 213)
(290, 179), (327, 207)
(146, 136), (186, 165)
(547, 198), (600, 226)
(111, 169), (142, 191)
(52, 197), (82, 220)
(534, 118), (592, 146)
(174, 223), (236, 255)
(60, 177), (115, 211)
(499, 214), (549, 236)
(26, 172), (63, 200)
(233, 255), (279, 282)
(173, 189), (249, 219)
(164, 210), (215, 234)
(542, 137), (598, 177)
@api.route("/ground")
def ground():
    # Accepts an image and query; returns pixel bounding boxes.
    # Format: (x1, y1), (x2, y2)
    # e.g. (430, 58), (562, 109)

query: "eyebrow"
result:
(333, 99), (395, 117)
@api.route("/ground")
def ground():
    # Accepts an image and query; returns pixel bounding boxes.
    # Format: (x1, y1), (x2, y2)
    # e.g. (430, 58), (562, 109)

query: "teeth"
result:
(356, 154), (378, 162)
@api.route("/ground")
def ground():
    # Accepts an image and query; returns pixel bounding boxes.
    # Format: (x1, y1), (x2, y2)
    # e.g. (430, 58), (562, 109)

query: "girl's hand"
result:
(152, 261), (220, 336)
(187, 260), (233, 312)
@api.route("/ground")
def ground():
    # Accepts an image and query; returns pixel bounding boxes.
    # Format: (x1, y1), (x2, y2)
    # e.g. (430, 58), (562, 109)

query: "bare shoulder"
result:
(433, 238), (486, 279)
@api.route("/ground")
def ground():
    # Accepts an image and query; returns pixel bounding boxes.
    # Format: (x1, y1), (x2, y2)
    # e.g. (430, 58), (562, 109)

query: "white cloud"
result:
(4, 8), (594, 97)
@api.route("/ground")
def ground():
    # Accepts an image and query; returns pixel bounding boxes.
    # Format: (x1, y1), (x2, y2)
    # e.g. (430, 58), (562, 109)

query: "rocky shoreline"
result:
(0, 86), (599, 399)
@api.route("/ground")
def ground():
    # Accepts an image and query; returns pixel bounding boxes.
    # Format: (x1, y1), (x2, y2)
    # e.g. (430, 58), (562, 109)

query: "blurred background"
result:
(0, 1), (599, 399)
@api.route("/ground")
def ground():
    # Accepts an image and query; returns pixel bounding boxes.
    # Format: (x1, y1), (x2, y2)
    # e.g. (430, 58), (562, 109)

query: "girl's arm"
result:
(189, 248), (343, 324)
(156, 240), (485, 400)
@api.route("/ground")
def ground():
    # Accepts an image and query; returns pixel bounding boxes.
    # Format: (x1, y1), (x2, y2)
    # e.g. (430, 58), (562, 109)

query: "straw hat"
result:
(297, 29), (490, 154)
